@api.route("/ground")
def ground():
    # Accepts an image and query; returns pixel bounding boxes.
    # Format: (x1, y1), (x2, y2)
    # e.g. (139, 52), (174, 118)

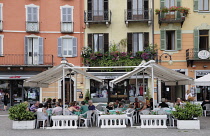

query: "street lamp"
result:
(159, 53), (173, 65)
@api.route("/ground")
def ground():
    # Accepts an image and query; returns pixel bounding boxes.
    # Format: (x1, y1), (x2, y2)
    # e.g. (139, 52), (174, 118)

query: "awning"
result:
(0, 71), (41, 80)
(23, 63), (103, 88)
(194, 74), (210, 86)
(109, 60), (194, 87)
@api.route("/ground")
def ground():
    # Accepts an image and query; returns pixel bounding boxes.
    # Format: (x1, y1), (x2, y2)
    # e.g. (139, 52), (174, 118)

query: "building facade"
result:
(0, 0), (84, 105)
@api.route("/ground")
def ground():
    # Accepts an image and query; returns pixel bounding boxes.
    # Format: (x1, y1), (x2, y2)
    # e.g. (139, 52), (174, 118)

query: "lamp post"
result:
(159, 53), (173, 65)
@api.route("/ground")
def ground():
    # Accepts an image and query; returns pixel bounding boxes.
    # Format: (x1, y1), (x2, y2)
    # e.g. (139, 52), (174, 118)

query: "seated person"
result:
(80, 101), (89, 114)
(133, 98), (140, 109)
(30, 101), (39, 112)
(201, 97), (210, 110)
(175, 98), (183, 106)
(88, 100), (95, 110)
(118, 103), (124, 108)
(106, 102), (114, 110)
(52, 103), (62, 114)
(67, 103), (80, 115)
(158, 98), (169, 108)
(145, 97), (150, 108)
(84, 97), (89, 104)
(113, 100), (119, 108)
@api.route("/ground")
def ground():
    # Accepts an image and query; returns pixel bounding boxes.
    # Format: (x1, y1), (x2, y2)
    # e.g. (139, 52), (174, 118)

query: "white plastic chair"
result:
(140, 110), (150, 115)
(36, 112), (48, 129)
(126, 109), (135, 127)
(204, 104), (210, 117)
(54, 111), (63, 115)
(79, 111), (92, 127)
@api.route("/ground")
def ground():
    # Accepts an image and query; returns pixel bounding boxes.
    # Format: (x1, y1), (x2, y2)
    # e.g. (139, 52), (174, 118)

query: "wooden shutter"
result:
(194, 0), (199, 11)
(67, 7), (72, 22)
(144, 32), (149, 48)
(160, 30), (166, 50)
(72, 37), (77, 57)
(127, 33), (133, 53)
(0, 6), (2, 21)
(104, 33), (109, 53)
(176, 0), (181, 19)
(62, 7), (72, 22)
(58, 38), (62, 57)
(32, 7), (38, 22)
(176, 29), (182, 50)
(194, 29), (199, 51)
(88, 34), (93, 49)
(27, 7), (32, 22)
(62, 8), (67, 22)
(160, 0), (165, 8)
(0, 36), (2, 56)
(38, 37), (44, 64)
(24, 37), (28, 64)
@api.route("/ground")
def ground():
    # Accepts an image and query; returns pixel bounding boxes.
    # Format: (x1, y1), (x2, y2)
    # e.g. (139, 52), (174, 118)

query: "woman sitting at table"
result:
(80, 101), (88, 114)
(106, 102), (114, 110)
(113, 100), (119, 108)
(67, 103), (80, 115)
(159, 98), (169, 108)
(175, 98), (183, 106)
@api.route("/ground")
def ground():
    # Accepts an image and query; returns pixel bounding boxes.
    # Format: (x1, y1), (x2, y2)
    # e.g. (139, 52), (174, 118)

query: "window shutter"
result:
(72, 37), (77, 57)
(160, 0), (165, 9)
(88, 34), (93, 49)
(62, 8), (67, 22)
(194, 29), (199, 59)
(104, 0), (108, 11)
(0, 6), (2, 21)
(24, 37), (28, 64)
(0, 37), (1, 56)
(127, 0), (132, 10)
(176, 0), (181, 19)
(27, 7), (32, 22)
(104, 33), (109, 53)
(160, 30), (166, 50)
(176, 29), (182, 50)
(67, 7), (72, 22)
(58, 38), (62, 57)
(32, 7), (38, 22)
(127, 33), (133, 53)
(194, 0), (199, 11)
(38, 37), (44, 64)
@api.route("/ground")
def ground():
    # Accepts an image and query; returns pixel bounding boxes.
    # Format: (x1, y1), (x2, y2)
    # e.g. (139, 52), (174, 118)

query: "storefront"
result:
(195, 70), (210, 101)
(0, 71), (41, 106)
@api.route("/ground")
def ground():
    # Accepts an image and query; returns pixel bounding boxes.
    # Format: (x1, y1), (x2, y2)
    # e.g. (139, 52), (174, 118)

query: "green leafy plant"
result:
(172, 102), (202, 120)
(145, 88), (152, 99)
(155, 9), (161, 15)
(84, 89), (90, 100)
(8, 103), (35, 121)
(161, 7), (169, 13)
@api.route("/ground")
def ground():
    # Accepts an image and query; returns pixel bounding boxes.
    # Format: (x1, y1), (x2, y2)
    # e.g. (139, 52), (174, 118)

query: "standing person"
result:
(3, 92), (9, 111)
(185, 90), (193, 101)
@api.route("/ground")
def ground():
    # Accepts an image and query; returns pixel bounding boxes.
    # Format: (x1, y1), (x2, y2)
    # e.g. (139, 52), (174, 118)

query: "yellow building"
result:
(154, 0), (210, 102)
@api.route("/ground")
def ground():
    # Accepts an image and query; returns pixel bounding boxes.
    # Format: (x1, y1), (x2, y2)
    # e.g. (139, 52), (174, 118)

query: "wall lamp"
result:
(159, 53), (173, 65)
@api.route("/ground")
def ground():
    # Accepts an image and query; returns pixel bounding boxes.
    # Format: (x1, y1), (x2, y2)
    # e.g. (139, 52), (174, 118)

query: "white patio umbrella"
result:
(194, 74), (210, 86)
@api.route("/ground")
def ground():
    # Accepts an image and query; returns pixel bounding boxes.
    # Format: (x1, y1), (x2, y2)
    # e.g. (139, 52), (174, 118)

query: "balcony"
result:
(26, 21), (39, 33)
(125, 9), (152, 27)
(0, 54), (54, 67)
(186, 48), (210, 67)
(60, 22), (73, 33)
(158, 11), (185, 27)
(84, 10), (112, 27)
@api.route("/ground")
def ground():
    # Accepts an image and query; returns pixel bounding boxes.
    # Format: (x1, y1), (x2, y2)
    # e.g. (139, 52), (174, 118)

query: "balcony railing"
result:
(0, 54), (54, 66)
(60, 22), (73, 33)
(84, 10), (111, 27)
(158, 11), (185, 27)
(26, 21), (39, 32)
(125, 9), (152, 22)
(186, 48), (210, 67)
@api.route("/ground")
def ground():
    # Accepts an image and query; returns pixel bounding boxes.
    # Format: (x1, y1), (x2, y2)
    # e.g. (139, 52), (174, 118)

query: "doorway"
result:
(27, 37), (39, 65)
(61, 78), (74, 104)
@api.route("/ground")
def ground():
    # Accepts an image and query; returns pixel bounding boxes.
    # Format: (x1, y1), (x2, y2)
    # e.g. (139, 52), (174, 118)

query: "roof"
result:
(109, 60), (194, 87)
(194, 74), (210, 86)
(23, 63), (103, 88)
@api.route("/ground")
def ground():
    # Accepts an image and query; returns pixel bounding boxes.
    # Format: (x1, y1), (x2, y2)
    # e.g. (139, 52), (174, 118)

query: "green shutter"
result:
(194, 0), (199, 11)
(160, 30), (166, 50)
(194, 29), (199, 58)
(176, 0), (181, 19)
(176, 29), (182, 50)
(160, 0), (165, 9)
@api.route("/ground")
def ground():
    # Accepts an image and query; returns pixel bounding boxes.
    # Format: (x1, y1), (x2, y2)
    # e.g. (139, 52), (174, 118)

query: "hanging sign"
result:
(198, 50), (210, 59)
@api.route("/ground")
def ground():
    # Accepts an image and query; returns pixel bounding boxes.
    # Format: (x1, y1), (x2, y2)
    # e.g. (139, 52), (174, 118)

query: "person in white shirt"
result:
(185, 90), (192, 101)
(52, 103), (62, 114)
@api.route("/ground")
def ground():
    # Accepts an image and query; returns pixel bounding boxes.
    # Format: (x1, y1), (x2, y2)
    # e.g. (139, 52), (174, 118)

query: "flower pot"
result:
(12, 120), (35, 129)
(177, 120), (200, 129)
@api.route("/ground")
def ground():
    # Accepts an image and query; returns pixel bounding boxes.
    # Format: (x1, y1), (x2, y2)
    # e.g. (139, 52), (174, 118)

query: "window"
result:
(166, 31), (175, 50)
(0, 35), (3, 56)
(88, 33), (109, 53)
(26, 5), (39, 22)
(199, 0), (209, 11)
(127, 33), (149, 55)
(58, 36), (77, 57)
(199, 30), (209, 50)
(60, 5), (73, 33)
(0, 3), (3, 31)
(165, 0), (175, 8)
(160, 29), (182, 51)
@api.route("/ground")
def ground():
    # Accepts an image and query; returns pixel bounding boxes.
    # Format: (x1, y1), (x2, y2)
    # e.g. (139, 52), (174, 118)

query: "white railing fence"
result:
(50, 115), (78, 129)
(98, 115), (127, 128)
(140, 115), (167, 128)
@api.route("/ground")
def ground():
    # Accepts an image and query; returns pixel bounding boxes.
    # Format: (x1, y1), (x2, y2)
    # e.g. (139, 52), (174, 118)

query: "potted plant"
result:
(169, 6), (177, 12)
(8, 103), (36, 129)
(172, 102), (202, 129)
(155, 9), (161, 15)
(161, 7), (169, 13)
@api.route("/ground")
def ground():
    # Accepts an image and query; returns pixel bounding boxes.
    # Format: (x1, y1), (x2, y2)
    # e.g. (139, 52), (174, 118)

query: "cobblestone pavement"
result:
(0, 111), (210, 136)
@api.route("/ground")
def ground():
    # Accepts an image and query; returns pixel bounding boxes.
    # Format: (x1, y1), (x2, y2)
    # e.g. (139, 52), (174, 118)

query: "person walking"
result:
(3, 92), (9, 111)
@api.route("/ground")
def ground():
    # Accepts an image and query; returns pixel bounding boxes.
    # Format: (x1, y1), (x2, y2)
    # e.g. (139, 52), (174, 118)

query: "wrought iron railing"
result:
(158, 11), (185, 22)
(125, 9), (152, 21)
(84, 10), (111, 23)
(0, 54), (54, 66)
(60, 22), (74, 33)
(26, 21), (39, 32)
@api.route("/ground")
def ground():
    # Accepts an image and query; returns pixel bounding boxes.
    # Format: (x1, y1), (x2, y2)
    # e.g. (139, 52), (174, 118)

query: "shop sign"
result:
(198, 50), (210, 59)
(9, 76), (21, 78)
(196, 70), (210, 76)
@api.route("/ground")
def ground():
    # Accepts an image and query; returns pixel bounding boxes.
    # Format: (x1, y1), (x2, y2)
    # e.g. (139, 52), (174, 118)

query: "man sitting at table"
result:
(52, 103), (62, 114)
(88, 100), (95, 110)
(159, 98), (169, 108)
(30, 101), (40, 112)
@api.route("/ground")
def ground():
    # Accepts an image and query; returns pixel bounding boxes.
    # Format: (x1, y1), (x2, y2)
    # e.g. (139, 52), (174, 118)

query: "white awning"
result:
(194, 74), (210, 86)
(23, 63), (103, 88)
(109, 60), (194, 87)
